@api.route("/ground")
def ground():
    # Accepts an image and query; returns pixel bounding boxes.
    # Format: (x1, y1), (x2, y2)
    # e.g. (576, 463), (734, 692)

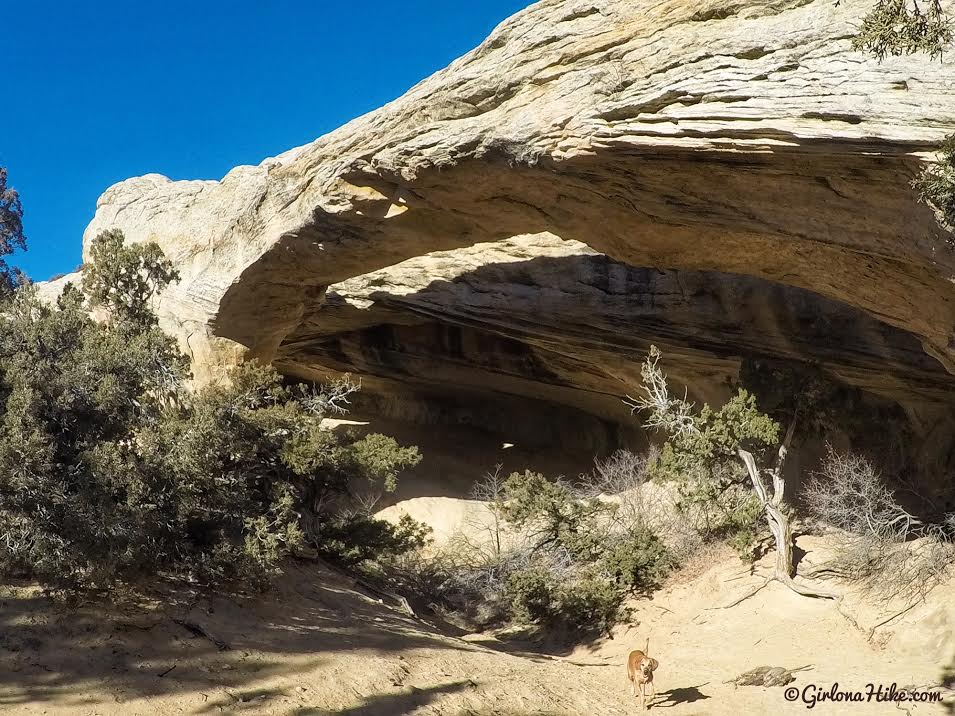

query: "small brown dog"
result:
(627, 638), (659, 709)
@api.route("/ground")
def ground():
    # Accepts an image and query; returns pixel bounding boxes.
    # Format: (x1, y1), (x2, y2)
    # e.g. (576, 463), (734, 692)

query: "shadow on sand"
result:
(0, 564), (481, 710)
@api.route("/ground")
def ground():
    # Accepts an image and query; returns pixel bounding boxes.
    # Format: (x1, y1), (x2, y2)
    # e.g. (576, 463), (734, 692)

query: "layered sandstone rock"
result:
(73, 0), (955, 482)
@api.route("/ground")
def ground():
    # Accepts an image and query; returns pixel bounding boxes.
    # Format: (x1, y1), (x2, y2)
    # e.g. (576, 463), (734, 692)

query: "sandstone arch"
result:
(77, 0), (955, 490)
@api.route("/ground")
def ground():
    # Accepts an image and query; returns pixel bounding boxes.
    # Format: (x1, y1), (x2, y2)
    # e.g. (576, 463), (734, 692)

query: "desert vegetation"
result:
(0, 217), (426, 590)
(626, 347), (955, 600)
(626, 347), (832, 597)
(804, 448), (955, 604)
(370, 462), (674, 639)
(362, 342), (955, 640)
(0, 168), (27, 298)
(854, 0), (951, 59)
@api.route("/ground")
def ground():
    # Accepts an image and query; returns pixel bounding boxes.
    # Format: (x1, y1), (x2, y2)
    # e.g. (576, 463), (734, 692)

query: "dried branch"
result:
(625, 346), (699, 438)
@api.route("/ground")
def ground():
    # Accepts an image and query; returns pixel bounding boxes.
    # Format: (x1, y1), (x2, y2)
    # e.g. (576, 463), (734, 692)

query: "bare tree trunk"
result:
(737, 438), (834, 599)
(765, 502), (794, 578)
(738, 447), (793, 578)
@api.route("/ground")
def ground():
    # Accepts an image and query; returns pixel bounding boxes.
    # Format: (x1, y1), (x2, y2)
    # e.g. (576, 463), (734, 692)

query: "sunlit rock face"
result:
(78, 0), (955, 496)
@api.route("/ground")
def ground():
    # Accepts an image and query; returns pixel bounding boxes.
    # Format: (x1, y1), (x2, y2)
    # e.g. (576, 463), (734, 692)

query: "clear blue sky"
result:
(4, 1), (531, 281)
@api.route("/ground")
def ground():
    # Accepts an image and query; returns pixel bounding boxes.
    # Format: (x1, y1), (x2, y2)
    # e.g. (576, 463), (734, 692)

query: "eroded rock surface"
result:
(74, 0), (955, 484)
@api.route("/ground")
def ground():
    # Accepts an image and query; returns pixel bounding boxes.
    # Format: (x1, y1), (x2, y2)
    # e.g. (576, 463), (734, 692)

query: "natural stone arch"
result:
(82, 0), (955, 381)
(213, 141), (955, 374)
(68, 0), (955, 496)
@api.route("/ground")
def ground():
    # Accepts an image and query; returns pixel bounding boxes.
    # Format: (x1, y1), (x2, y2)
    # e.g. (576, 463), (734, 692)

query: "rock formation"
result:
(72, 0), (955, 492)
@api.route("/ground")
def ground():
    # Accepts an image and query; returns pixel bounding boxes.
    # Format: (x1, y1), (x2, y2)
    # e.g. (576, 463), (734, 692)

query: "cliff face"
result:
(79, 0), (955, 485)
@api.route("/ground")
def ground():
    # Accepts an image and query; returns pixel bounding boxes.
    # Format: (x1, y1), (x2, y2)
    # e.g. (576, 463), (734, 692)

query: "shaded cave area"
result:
(271, 238), (955, 519)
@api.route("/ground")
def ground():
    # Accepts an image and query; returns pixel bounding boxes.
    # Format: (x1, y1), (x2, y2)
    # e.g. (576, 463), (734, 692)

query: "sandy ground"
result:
(591, 538), (953, 716)
(0, 564), (633, 716)
(1, 420), (950, 714)
(0, 535), (951, 716)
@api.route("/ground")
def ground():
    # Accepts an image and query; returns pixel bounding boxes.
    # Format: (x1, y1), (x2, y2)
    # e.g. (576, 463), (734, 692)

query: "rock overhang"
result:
(71, 0), (955, 480)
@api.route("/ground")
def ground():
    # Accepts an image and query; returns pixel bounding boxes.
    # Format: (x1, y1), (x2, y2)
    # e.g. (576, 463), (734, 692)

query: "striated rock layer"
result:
(76, 0), (955, 491)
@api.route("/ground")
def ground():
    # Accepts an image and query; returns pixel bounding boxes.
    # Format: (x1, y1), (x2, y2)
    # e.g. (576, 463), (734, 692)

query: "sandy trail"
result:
(0, 565), (632, 715)
(0, 536), (950, 715)
(586, 540), (952, 715)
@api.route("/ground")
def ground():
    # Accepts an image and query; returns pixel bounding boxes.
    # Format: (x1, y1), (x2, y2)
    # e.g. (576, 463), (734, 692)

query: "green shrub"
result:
(853, 0), (952, 60)
(600, 527), (672, 592)
(317, 512), (431, 568)
(496, 469), (609, 562)
(555, 572), (626, 636)
(376, 465), (675, 639)
(483, 469), (673, 635)
(505, 566), (558, 624)
(504, 565), (631, 636)
(913, 134), (955, 231)
(0, 231), (422, 590)
(650, 444), (767, 560)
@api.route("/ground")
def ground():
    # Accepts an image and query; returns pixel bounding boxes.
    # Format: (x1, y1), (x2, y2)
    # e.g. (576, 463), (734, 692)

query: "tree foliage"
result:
(652, 445), (767, 561)
(639, 368), (780, 562)
(853, 0), (952, 59)
(489, 469), (671, 635)
(0, 230), (422, 589)
(913, 133), (955, 231)
(0, 168), (27, 298)
(631, 349), (781, 479)
(83, 228), (180, 326)
(629, 347), (833, 597)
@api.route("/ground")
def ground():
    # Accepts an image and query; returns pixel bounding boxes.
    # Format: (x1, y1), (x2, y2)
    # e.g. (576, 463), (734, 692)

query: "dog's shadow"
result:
(651, 684), (711, 708)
